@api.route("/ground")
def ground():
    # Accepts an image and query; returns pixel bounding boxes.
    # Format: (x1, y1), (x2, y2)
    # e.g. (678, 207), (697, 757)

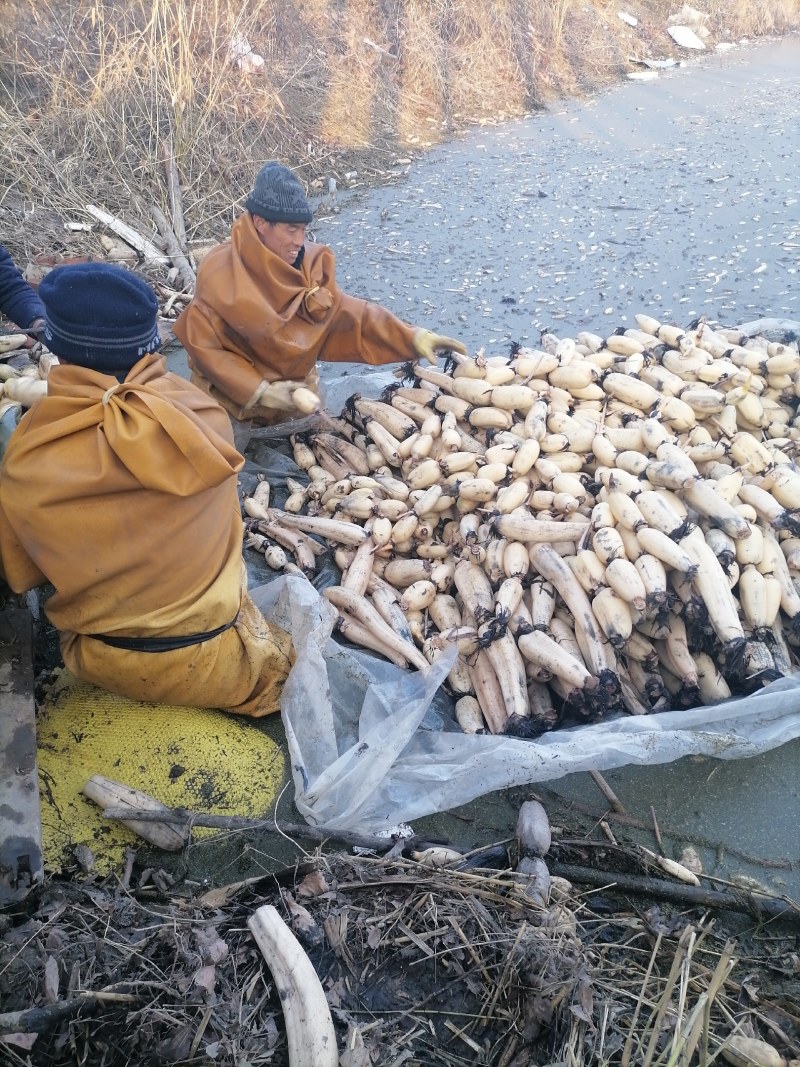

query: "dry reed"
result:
(1, 850), (798, 1066)
(1, 0), (798, 260)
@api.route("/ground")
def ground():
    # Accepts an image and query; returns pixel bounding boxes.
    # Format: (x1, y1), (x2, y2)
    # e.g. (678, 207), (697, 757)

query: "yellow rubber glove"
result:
(258, 380), (320, 414)
(412, 328), (468, 365)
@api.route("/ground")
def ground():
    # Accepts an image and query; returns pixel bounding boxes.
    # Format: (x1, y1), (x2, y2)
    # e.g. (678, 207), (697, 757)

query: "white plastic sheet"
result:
(253, 575), (800, 836)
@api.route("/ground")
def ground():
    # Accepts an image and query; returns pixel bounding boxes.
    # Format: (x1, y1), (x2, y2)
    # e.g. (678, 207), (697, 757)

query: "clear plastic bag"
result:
(252, 575), (800, 835)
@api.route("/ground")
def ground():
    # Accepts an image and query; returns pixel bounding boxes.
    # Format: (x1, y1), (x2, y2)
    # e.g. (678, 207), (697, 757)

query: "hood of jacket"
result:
(25, 354), (244, 497)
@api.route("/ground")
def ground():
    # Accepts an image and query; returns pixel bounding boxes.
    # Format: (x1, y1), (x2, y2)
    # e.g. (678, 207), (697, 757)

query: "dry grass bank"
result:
(1, 0), (798, 263)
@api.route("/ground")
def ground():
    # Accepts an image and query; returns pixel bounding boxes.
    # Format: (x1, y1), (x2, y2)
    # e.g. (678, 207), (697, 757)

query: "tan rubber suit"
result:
(0, 354), (292, 716)
(173, 212), (418, 420)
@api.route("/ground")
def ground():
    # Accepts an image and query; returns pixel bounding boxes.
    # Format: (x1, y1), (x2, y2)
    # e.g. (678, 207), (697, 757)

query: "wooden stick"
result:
(589, 769), (626, 814)
(650, 804), (664, 854)
(148, 203), (196, 291)
(552, 862), (800, 923)
(83, 776), (186, 850)
(99, 803), (407, 854)
(599, 819), (618, 845)
(0, 986), (143, 1036)
(1, 997), (98, 1036)
(162, 137), (187, 251)
(84, 204), (169, 264)
(120, 846), (137, 890)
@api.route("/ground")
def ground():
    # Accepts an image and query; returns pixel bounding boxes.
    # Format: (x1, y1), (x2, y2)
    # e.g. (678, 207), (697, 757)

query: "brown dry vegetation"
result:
(3, 848), (800, 1067)
(1, 0), (799, 268)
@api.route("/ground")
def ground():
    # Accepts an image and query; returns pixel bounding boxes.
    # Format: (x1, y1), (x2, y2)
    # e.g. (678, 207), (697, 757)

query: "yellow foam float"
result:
(37, 669), (287, 874)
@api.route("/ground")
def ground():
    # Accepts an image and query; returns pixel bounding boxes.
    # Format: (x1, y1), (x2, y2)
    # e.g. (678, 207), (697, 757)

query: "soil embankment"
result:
(1, 0), (799, 262)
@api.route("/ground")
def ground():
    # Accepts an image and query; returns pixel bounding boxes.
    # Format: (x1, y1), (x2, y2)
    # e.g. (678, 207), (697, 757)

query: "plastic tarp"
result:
(252, 574), (800, 836)
(239, 359), (800, 834)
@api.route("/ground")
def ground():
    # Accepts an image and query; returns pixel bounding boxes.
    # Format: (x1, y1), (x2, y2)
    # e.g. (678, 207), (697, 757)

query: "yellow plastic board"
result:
(37, 669), (287, 874)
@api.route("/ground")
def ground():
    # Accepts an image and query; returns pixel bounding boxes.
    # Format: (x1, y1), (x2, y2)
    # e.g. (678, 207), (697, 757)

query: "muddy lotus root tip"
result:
(515, 799), (551, 858)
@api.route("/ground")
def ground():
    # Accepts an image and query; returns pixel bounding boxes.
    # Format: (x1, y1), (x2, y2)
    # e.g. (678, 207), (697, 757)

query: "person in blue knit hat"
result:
(40, 259), (162, 374)
(0, 262), (292, 717)
(0, 242), (45, 340)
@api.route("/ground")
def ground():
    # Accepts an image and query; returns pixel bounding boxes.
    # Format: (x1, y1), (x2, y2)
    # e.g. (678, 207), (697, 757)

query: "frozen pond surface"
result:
(310, 36), (800, 895)
(321, 36), (798, 350)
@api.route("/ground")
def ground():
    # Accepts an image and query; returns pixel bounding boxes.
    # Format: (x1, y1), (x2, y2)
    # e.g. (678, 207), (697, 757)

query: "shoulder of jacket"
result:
(198, 241), (233, 272)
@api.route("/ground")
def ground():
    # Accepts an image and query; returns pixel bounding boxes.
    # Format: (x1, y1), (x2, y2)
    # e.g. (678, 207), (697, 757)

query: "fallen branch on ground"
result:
(100, 805), (408, 853)
(0, 990), (138, 1036)
(84, 204), (169, 264)
(148, 203), (196, 290)
(161, 138), (187, 252)
(553, 862), (800, 922)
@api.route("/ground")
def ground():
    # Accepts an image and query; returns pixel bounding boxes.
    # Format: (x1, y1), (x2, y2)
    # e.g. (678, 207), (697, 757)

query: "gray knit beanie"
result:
(245, 161), (312, 224)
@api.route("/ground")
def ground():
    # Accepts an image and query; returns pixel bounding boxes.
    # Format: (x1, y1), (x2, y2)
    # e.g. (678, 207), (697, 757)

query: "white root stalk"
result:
(256, 522), (317, 574)
(680, 527), (745, 646)
(265, 544), (289, 570)
(369, 583), (414, 645)
(529, 578), (557, 630)
(267, 509), (369, 546)
(313, 431), (372, 475)
(528, 543), (617, 682)
(248, 905), (339, 1067)
(324, 586), (429, 671)
(292, 387), (322, 414)
(453, 559), (495, 624)
(591, 587), (633, 649)
(517, 631), (597, 696)
(82, 775), (186, 850)
(243, 495), (270, 520)
(455, 695), (485, 733)
(527, 681), (559, 729)
(469, 649), (508, 734)
(483, 631), (531, 723)
(639, 846), (701, 887)
(335, 613), (408, 667)
(617, 662), (651, 715)
(635, 527), (697, 576)
(314, 440), (358, 482)
(492, 514), (590, 544)
(424, 634), (473, 695)
(354, 396), (417, 439)
(694, 652), (732, 705)
(681, 479), (752, 540)
(341, 537), (375, 595)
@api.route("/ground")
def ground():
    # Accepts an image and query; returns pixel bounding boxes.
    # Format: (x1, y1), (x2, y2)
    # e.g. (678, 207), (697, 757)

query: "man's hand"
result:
(23, 318), (46, 347)
(258, 379), (320, 415)
(412, 328), (468, 365)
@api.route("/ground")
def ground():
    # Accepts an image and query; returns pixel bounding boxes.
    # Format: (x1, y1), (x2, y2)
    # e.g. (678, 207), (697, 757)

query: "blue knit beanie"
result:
(245, 161), (312, 224)
(40, 263), (161, 373)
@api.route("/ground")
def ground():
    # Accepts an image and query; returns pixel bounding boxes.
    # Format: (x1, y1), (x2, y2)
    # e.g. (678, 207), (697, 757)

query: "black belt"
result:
(88, 614), (238, 654)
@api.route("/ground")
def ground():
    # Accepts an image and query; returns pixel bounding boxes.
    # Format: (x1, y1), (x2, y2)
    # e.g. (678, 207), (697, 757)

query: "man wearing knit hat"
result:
(174, 160), (466, 422)
(0, 262), (291, 717)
